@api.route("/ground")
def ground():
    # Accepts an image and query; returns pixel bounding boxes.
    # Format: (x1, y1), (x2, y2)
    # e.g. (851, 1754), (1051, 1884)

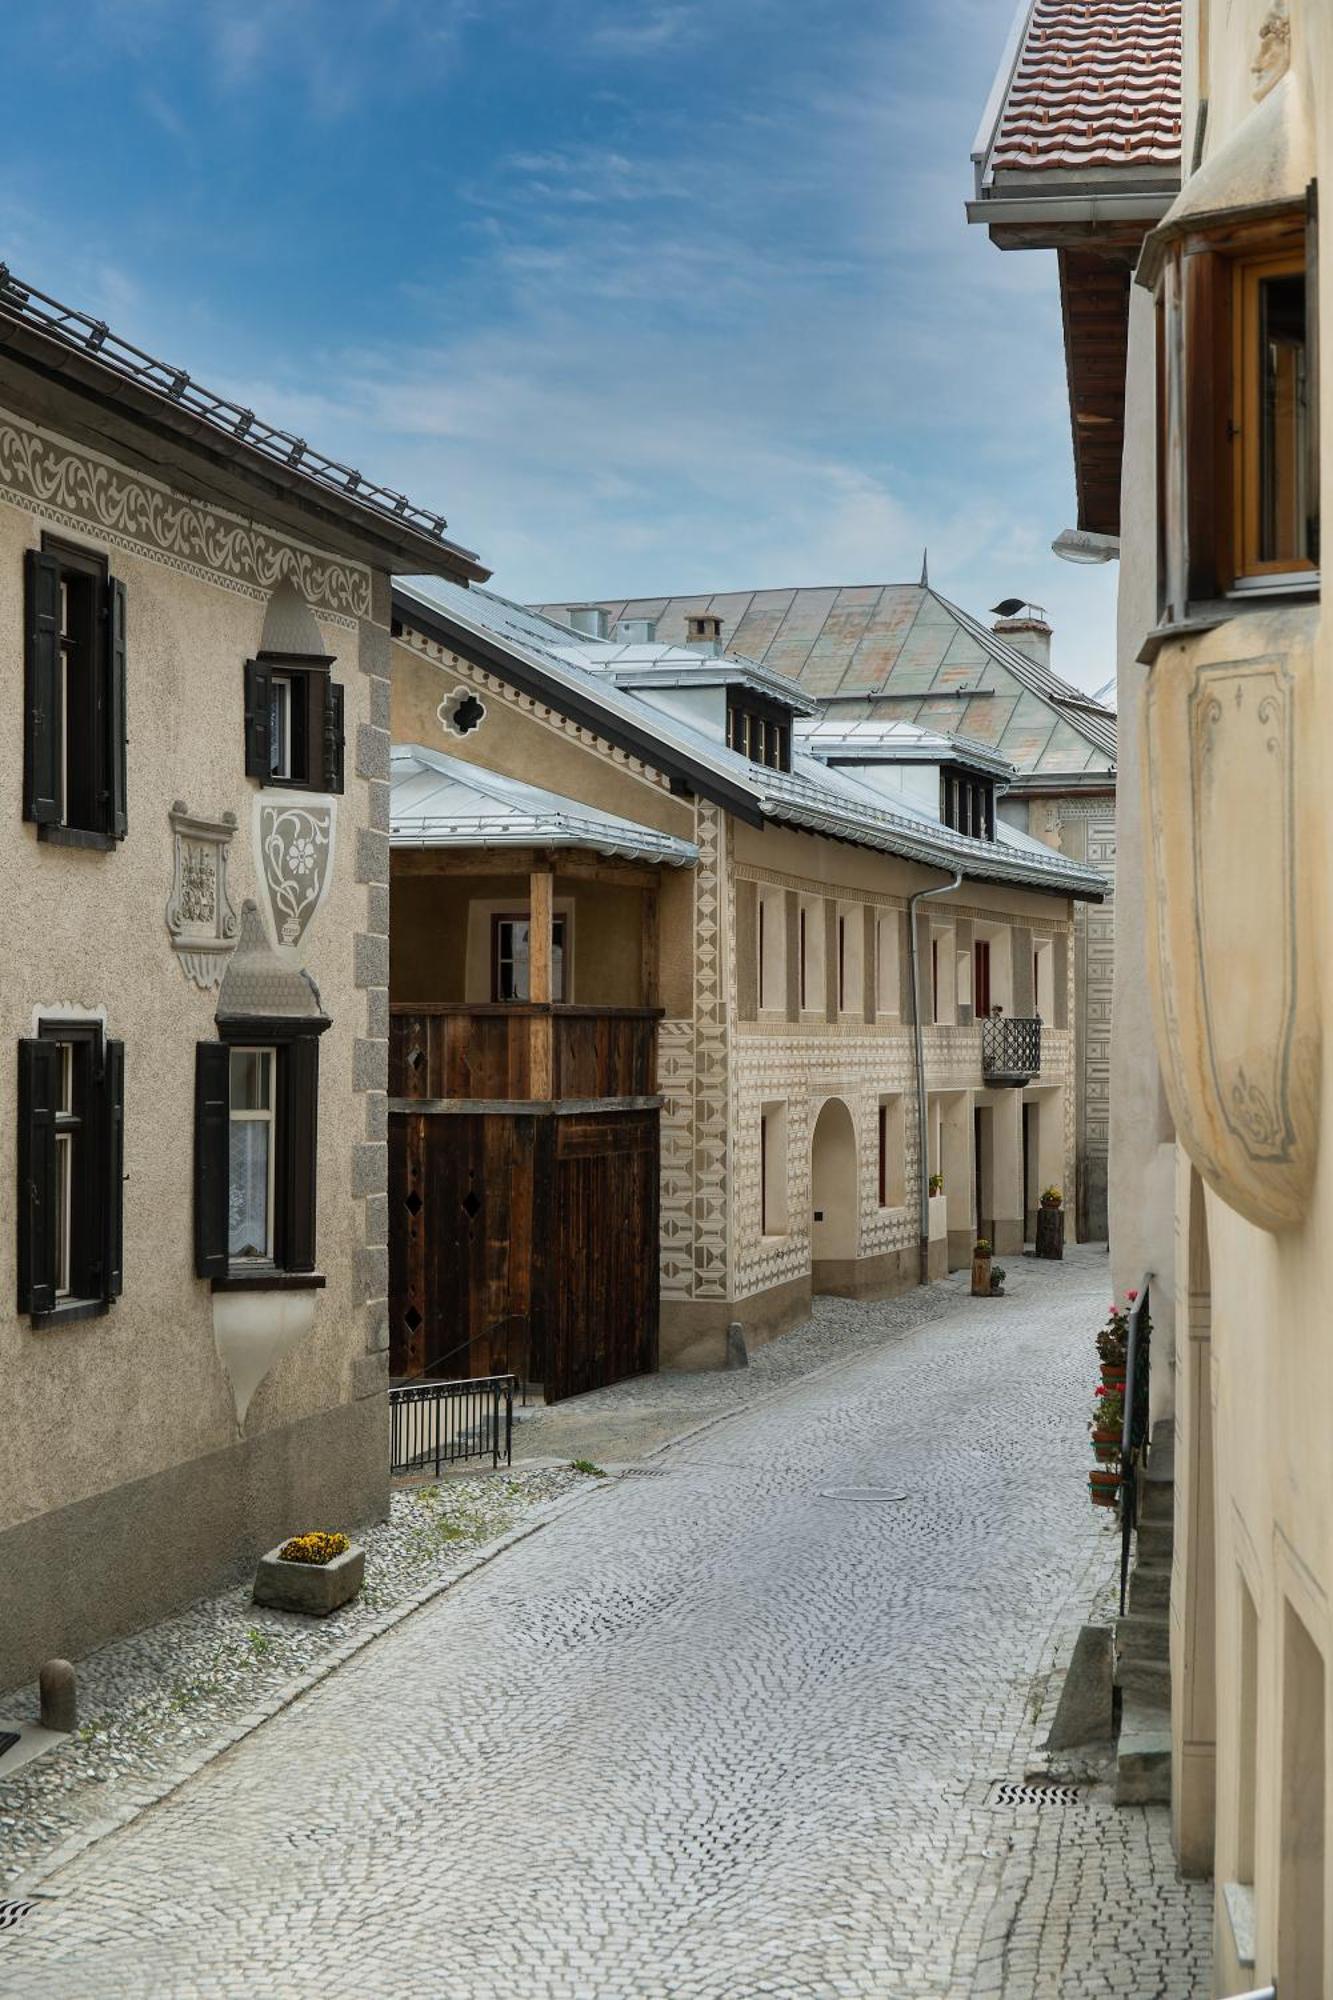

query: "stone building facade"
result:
(0, 270), (483, 1692)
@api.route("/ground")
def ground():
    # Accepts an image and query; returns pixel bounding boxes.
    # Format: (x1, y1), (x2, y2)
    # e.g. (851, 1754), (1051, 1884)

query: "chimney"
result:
(613, 617), (657, 644)
(990, 598), (1053, 671)
(684, 611), (724, 657)
(567, 605), (609, 640)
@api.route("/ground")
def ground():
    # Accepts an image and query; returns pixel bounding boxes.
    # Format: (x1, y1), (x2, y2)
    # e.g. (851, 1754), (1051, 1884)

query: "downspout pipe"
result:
(908, 869), (964, 1283)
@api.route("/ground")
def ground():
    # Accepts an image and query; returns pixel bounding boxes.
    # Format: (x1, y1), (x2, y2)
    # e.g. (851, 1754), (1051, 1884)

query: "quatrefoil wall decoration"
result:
(439, 686), (486, 738)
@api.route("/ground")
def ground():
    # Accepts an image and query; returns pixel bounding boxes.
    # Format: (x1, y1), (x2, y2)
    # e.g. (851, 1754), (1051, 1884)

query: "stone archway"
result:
(811, 1096), (858, 1293)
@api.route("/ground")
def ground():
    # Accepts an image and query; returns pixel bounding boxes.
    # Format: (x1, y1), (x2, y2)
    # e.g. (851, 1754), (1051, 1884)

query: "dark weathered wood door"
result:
(543, 1109), (659, 1402)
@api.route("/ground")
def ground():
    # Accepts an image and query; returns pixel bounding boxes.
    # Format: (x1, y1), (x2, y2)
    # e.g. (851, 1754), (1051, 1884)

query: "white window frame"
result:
(229, 1045), (277, 1263)
(269, 675), (293, 781)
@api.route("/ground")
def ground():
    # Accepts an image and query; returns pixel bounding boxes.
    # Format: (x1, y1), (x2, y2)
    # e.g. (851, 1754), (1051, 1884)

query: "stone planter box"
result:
(253, 1543), (364, 1617)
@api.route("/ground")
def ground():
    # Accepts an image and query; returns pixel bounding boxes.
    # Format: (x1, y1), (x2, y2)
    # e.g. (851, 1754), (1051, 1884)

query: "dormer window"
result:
(726, 690), (792, 772)
(940, 765), (995, 841)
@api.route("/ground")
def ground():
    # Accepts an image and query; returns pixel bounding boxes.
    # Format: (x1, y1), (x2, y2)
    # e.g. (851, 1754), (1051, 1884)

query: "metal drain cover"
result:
(989, 1779), (1083, 1807)
(0, 1901), (35, 1934)
(819, 1488), (909, 1503)
(0, 1733), (18, 1760)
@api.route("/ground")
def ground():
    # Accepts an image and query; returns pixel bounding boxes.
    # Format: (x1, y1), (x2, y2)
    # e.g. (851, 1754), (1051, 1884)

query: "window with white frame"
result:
(800, 896), (825, 1013)
(876, 913), (900, 1019)
(228, 1047), (278, 1262)
(837, 905), (864, 1016)
(17, 1019), (124, 1322)
(877, 1095), (906, 1208)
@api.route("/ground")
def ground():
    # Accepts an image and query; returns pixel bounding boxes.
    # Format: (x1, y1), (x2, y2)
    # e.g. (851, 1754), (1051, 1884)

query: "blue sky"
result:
(1, 0), (1117, 688)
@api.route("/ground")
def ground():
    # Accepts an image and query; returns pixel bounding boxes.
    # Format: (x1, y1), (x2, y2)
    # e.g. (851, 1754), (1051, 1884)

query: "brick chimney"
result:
(684, 611), (724, 657)
(991, 599), (1052, 670)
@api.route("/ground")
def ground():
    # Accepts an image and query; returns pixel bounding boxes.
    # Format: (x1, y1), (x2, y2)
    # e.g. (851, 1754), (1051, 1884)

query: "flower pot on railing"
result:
(1089, 1468), (1121, 1508)
(1035, 1188), (1064, 1260)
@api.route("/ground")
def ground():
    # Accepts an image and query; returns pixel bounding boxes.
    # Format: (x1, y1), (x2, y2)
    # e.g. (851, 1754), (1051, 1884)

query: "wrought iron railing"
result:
(389, 1375), (515, 1477)
(1119, 1277), (1153, 1616)
(980, 1014), (1042, 1083)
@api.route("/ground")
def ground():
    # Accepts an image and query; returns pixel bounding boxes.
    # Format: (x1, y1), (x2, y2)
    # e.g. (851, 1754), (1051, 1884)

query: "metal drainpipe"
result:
(908, 868), (964, 1282)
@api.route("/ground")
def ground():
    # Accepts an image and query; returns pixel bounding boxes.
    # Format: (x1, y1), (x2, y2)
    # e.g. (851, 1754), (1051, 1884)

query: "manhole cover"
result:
(819, 1488), (909, 1503)
(0, 1901), (34, 1935)
(0, 1733), (19, 1761)
(988, 1779), (1083, 1807)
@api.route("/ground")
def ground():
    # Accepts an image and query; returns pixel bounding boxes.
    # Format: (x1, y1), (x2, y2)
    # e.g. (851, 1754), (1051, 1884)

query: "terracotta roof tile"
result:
(990, 0), (1181, 176)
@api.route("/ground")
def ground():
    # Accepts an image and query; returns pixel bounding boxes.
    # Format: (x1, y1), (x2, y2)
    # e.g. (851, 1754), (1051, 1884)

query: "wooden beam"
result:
(529, 864), (554, 1095)
(391, 847), (662, 886)
(641, 890), (659, 1009)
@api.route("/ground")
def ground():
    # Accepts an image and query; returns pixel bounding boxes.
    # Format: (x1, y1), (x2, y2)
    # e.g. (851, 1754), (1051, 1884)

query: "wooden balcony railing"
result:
(390, 1004), (661, 1104)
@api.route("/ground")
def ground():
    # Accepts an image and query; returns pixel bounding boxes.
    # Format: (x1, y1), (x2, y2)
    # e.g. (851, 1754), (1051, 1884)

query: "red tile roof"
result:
(990, 0), (1181, 175)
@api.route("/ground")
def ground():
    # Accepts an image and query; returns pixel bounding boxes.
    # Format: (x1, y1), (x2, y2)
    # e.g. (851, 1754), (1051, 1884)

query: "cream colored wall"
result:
(0, 437), (381, 1539)
(391, 870), (646, 1005)
(1130, 9), (1333, 1990)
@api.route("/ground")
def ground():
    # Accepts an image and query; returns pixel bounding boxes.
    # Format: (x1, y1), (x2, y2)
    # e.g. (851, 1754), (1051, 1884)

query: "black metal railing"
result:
(389, 1375), (515, 1477)
(980, 1014), (1042, 1083)
(1119, 1277), (1153, 1616)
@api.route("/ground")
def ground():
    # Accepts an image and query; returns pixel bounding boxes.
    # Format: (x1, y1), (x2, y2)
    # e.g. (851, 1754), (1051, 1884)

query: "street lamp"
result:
(1051, 528), (1120, 564)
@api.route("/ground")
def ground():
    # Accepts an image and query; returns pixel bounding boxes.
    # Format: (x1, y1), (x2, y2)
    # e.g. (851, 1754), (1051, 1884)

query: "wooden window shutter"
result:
(324, 681), (345, 794)
(102, 1039), (125, 1300)
(282, 1035), (320, 1273)
(105, 578), (129, 839)
(1308, 180), (1321, 567)
(243, 661), (273, 779)
(23, 549), (62, 825)
(194, 1041), (230, 1279)
(17, 1038), (60, 1313)
(1182, 248), (1231, 602)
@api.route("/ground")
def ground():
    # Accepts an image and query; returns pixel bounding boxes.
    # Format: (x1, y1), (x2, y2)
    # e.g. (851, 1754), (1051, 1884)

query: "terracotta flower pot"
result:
(1089, 1469), (1121, 1507)
(1101, 1363), (1127, 1389)
(1092, 1436), (1120, 1463)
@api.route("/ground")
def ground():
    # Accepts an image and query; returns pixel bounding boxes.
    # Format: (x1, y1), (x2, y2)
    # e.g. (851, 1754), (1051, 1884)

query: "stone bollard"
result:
(724, 1321), (749, 1370)
(39, 1658), (76, 1733)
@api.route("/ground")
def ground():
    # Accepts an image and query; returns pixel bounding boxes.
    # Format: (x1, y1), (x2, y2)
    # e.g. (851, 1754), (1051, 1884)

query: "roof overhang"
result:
(0, 286), (488, 582)
(391, 586), (767, 827)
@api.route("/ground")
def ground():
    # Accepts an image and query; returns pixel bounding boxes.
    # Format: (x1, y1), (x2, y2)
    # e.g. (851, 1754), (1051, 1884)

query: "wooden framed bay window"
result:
(194, 1020), (328, 1287)
(17, 1022), (124, 1323)
(1166, 185), (1319, 611)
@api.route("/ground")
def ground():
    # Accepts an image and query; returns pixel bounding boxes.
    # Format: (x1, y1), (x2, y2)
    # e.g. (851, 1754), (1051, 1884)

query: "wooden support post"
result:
(641, 889), (659, 1009)
(529, 864), (554, 1098)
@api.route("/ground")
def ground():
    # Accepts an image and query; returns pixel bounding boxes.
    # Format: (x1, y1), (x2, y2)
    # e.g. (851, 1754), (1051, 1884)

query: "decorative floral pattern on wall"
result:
(165, 801), (241, 988)
(255, 795), (337, 950)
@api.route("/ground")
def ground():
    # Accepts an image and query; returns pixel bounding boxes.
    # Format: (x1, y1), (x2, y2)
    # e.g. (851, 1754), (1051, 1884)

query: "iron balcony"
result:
(981, 1014), (1042, 1086)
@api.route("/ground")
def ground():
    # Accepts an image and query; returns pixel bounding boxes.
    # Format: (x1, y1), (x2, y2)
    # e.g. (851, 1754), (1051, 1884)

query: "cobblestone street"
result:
(1, 1250), (1211, 1998)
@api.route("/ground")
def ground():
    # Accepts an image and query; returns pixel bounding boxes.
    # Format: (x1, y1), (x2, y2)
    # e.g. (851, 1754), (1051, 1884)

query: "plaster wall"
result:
(391, 871), (647, 1006)
(0, 411), (390, 1691)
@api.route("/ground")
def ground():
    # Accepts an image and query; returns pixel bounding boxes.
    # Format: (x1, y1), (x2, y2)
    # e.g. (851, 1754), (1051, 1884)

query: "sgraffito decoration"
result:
(1143, 618), (1319, 1231)
(255, 794), (337, 950)
(165, 802), (241, 988)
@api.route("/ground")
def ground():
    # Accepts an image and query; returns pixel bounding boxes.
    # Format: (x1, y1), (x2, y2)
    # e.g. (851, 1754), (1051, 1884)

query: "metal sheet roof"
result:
(390, 744), (699, 866)
(536, 583), (1117, 771)
(395, 580), (1106, 901)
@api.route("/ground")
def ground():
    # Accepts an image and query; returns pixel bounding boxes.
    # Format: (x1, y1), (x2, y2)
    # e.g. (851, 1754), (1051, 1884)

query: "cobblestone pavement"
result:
(1, 1250), (1212, 1998)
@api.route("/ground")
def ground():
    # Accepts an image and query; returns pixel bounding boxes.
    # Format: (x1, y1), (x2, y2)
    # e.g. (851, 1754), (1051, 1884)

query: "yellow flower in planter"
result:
(277, 1531), (350, 1567)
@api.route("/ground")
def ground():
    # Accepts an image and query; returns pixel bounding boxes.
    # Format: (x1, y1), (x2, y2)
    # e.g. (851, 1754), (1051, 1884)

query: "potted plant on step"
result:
(971, 1238), (992, 1297)
(1035, 1185), (1065, 1260)
(253, 1531), (364, 1617)
(1089, 1386), (1124, 1463)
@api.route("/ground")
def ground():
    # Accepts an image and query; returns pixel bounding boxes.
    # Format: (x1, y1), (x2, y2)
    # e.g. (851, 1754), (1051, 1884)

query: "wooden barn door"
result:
(543, 1109), (659, 1402)
(390, 1110), (541, 1386)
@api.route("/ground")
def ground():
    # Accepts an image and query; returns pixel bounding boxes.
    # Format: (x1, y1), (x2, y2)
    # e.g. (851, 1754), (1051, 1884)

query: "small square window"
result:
(245, 657), (344, 792)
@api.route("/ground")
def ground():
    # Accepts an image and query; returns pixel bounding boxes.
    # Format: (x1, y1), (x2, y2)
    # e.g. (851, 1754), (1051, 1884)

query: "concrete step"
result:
(1129, 1562), (1172, 1615)
(1115, 1697), (1173, 1805)
(1118, 1655), (1171, 1708)
(1136, 1518), (1173, 1564)
(1117, 1612), (1170, 1664)
(1139, 1476), (1174, 1525)
(1148, 1417), (1176, 1479)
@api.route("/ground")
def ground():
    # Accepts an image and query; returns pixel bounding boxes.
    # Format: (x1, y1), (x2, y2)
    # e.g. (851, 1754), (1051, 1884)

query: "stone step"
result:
(1136, 1518), (1173, 1564)
(1118, 1654), (1171, 1708)
(1148, 1417), (1176, 1479)
(1129, 1562), (1172, 1614)
(1139, 1476), (1174, 1525)
(1115, 1698), (1173, 1805)
(1117, 1612), (1171, 1664)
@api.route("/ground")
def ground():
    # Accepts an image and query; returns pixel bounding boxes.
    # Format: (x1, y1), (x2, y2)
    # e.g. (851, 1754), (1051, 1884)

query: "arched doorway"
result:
(811, 1096), (858, 1292)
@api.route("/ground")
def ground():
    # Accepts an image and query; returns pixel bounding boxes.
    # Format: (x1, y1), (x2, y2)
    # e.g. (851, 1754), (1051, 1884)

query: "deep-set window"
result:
(492, 914), (567, 1002)
(17, 1022), (124, 1322)
(194, 1029), (324, 1285)
(940, 766), (995, 841)
(1162, 188), (1319, 610)
(244, 653), (344, 792)
(23, 540), (128, 848)
(726, 691), (792, 772)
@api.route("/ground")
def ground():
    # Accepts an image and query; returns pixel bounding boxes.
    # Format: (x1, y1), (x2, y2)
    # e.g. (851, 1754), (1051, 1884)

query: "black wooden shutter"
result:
(324, 680), (345, 794)
(102, 1039), (125, 1299)
(17, 1038), (60, 1312)
(282, 1035), (320, 1273)
(243, 661), (273, 779)
(194, 1042), (230, 1279)
(105, 577), (128, 839)
(23, 549), (62, 825)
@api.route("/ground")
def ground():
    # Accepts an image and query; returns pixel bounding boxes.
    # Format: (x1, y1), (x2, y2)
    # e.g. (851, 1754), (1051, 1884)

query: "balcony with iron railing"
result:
(980, 1014), (1043, 1087)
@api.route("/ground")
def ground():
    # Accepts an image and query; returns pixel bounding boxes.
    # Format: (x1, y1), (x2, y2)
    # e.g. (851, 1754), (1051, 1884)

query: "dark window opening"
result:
(18, 1021), (124, 1321)
(940, 765), (995, 841)
(244, 655), (344, 792)
(24, 538), (127, 845)
(726, 691), (792, 772)
(492, 914), (567, 1002)
(974, 939), (992, 1019)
